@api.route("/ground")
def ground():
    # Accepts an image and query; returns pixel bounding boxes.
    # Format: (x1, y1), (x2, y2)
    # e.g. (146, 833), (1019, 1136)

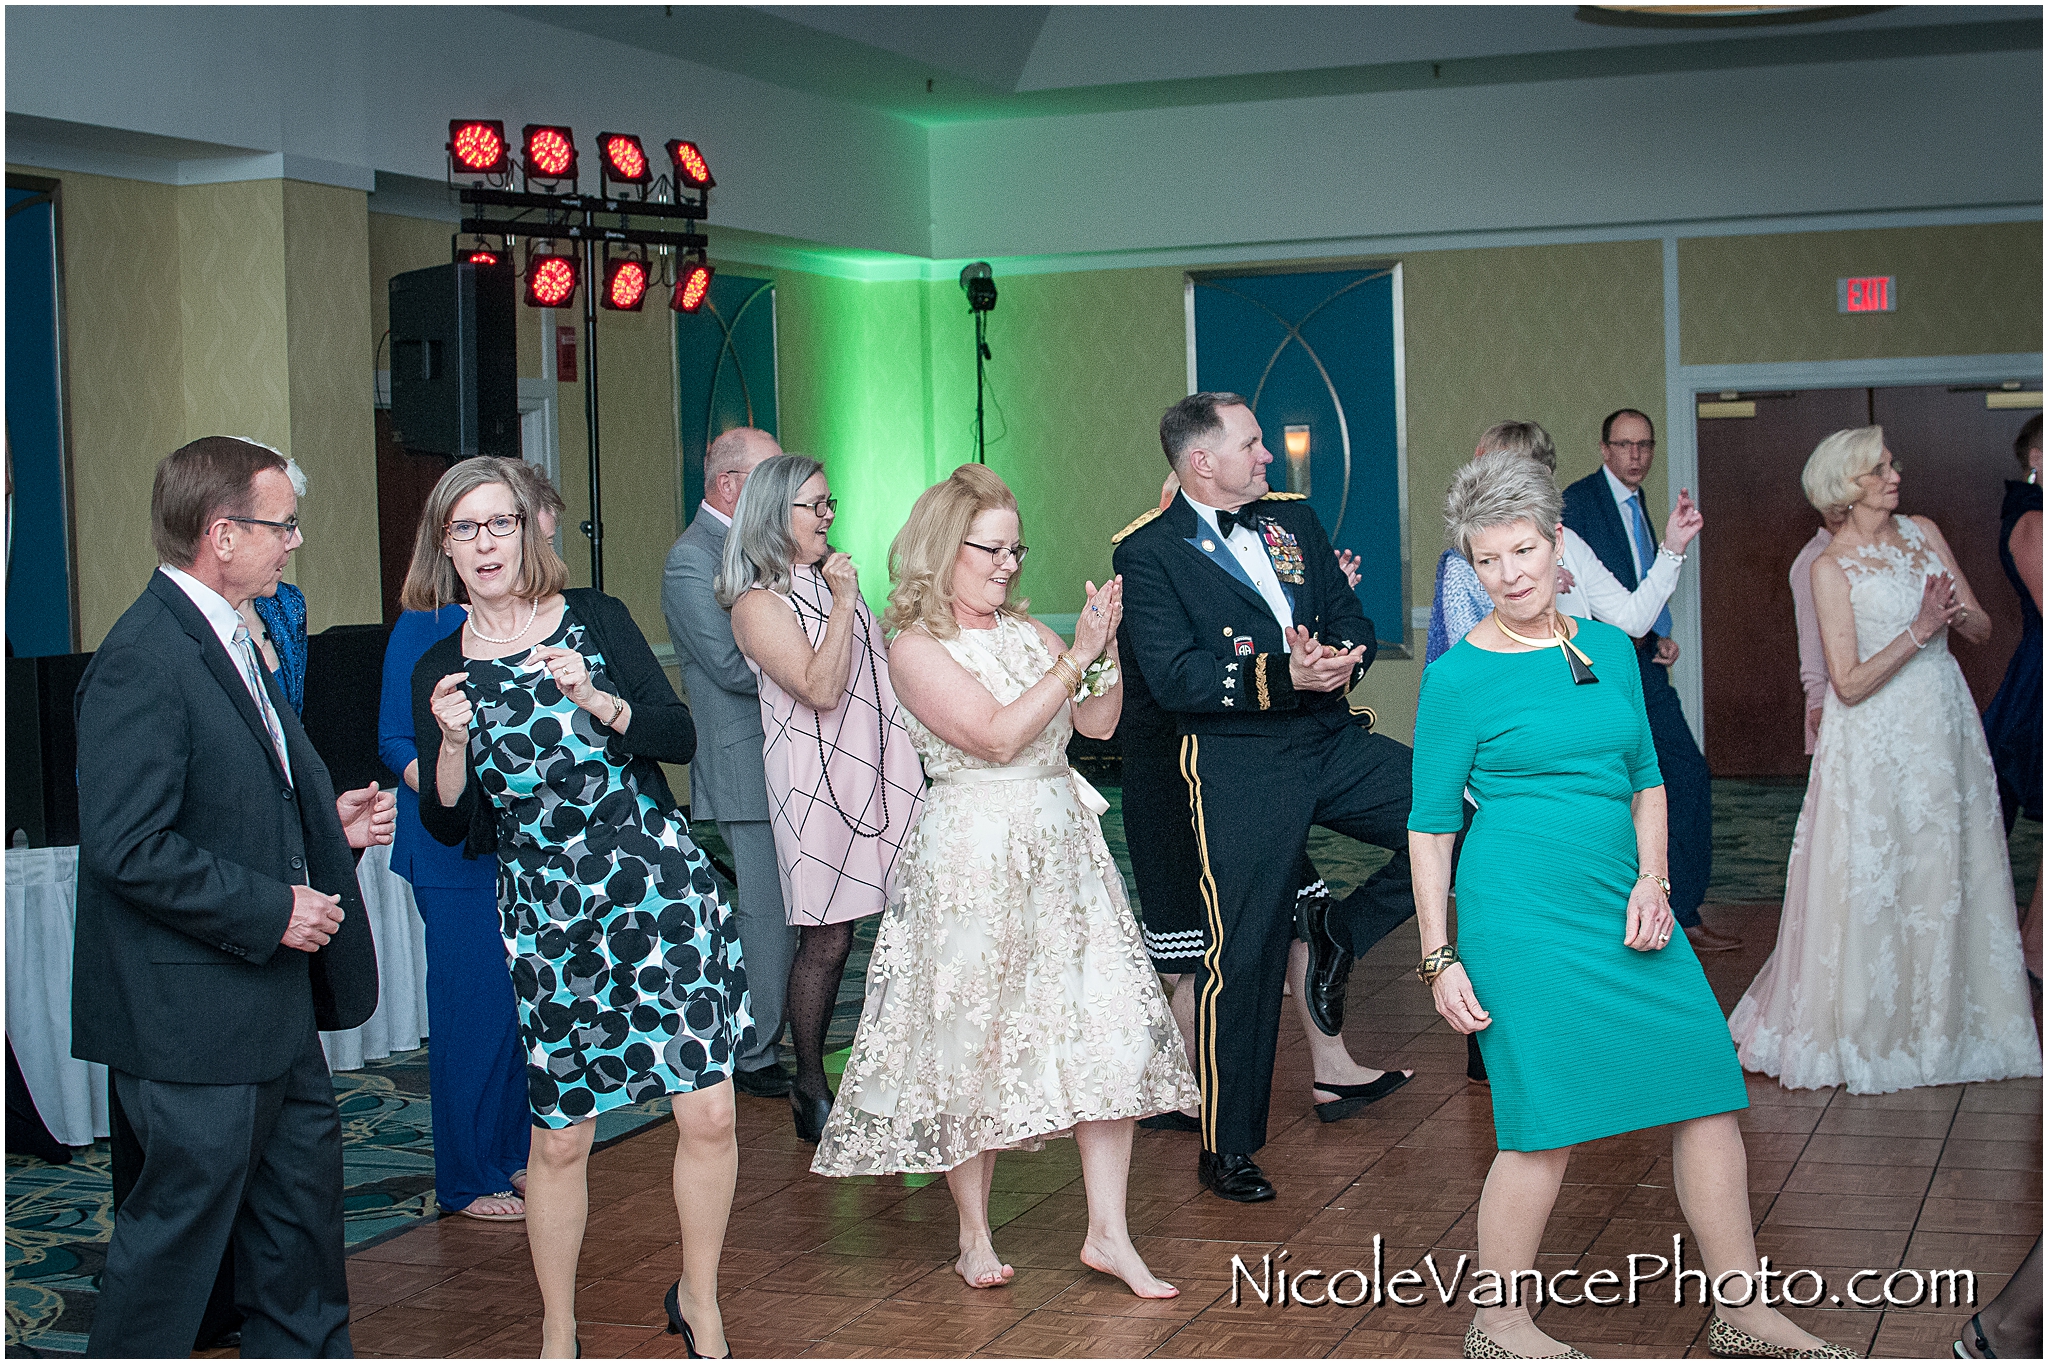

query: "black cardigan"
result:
(412, 588), (697, 857)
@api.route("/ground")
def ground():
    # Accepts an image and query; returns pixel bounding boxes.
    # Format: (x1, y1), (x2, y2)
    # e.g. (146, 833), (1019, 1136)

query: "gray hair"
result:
(1475, 420), (1556, 472)
(1801, 426), (1885, 514)
(707, 426), (779, 481)
(714, 452), (825, 608)
(1445, 450), (1563, 560)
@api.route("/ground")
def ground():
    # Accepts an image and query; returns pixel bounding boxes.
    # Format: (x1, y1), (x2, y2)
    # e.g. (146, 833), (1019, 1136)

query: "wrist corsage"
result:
(1077, 655), (1120, 699)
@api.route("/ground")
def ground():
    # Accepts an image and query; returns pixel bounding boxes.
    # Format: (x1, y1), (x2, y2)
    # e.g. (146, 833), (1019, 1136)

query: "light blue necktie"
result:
(232, 622), (294, 783)
(1626, 493), (1674, 639)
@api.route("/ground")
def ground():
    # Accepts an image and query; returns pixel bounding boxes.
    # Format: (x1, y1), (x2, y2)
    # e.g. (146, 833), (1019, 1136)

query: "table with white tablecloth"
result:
(4, 842), (431, 1147)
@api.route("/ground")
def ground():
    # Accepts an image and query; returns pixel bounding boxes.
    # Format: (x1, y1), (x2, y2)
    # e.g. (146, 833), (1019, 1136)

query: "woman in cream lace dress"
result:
(812, 465), (1199, 1299)
(1731, 427), (2040, 1094)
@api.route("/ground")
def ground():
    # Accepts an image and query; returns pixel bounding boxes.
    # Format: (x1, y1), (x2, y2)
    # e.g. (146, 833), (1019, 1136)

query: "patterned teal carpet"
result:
(7, 783), (2038, 1354)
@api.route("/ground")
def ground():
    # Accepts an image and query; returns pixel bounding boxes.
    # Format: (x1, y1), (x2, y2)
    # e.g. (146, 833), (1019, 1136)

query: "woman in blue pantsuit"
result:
(379, 605), (532, 1219)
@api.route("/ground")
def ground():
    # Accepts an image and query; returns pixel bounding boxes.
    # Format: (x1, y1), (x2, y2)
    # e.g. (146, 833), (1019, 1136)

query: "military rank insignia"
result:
(1235, 637), (1254, 656)
(1262, 521), (1306, 583)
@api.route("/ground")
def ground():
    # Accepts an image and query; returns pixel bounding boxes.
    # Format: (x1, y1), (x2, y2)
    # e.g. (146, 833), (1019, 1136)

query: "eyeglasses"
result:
(964, 540), (1029, 567)
(446, 513), (525, 541)
(792, 497), (839, 518)
(1859, 458), (1903, 478)
(1603, 439), (1656, 455)
(223, 515), (301, 537)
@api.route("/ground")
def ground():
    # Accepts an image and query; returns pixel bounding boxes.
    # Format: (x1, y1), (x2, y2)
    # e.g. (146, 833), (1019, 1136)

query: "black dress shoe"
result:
(1137, 1109), (1202, 1133)
(1296, 887), (1353, 1037)
(1312, 1069), (1412, 1123)
(1197, 1150), (1275, 1202)
(733, 1064), (793, 1098)
(791, 1088), (833, 1144)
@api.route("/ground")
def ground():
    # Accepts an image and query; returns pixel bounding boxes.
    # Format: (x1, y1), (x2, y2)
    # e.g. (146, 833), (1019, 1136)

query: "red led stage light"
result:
(599, 133), (651, 185)
(525, 253), (579, 308)
(672, 261), (713, 313)
(466, 249), (501, 266)
(602, 257), (649, 311)
(449, 120), (509, 175)
(665, 140), (714, 189)
(523, 125), (577, 180)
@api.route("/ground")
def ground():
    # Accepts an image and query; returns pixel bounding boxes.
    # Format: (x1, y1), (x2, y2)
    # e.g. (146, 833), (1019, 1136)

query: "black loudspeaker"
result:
(300, 623), (400, 796)
(389, 261), (518, 459)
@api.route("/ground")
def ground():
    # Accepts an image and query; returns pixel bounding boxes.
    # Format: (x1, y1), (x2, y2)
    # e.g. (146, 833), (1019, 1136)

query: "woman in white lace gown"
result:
(1731, 427), (2040, 1094)
(812, 465), (1199, 1298)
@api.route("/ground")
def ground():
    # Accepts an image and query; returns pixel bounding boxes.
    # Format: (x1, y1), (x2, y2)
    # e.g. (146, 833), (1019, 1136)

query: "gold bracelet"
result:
(1416, 943), (1460, 985)
(604, 693), (625, 728)
(1049, 655), (1081, 693)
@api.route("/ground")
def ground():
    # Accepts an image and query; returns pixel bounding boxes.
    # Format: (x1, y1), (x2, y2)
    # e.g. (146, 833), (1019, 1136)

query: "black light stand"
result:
(960, 262), (997, 464)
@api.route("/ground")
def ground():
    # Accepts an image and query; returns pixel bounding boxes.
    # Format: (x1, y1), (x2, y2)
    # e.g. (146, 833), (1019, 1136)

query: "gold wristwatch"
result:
(1636, 872), (1671, 895)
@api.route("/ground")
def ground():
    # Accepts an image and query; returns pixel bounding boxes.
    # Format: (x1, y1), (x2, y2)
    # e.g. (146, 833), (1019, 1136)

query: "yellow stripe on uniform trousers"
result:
(1183, 734), (1226, 1152)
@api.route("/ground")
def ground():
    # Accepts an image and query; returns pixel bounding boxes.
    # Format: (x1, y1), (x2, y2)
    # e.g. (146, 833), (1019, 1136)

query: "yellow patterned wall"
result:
(1679, 222), (2043, 366)
(283, 181), (379, 629)
(176, 180), (290, 446)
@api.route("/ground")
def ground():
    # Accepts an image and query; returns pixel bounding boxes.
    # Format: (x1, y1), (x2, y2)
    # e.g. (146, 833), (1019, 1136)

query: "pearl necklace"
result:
(467, 597), (538, 645)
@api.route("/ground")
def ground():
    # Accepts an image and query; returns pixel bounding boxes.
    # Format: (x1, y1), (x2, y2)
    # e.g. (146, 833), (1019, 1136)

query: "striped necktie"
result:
(231, 622), (293, 783)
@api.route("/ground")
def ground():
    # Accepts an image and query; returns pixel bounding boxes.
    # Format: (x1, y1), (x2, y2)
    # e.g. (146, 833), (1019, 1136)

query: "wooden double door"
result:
(1697, 384), (2037, 778)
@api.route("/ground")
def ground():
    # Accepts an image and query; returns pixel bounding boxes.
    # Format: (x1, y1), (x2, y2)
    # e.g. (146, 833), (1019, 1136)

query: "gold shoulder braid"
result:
(1259, 491), (1307, 501)
(1111, 506), (1163, 544)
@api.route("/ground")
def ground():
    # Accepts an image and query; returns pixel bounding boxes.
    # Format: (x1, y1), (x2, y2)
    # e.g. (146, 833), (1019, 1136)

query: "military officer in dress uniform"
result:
(1113, 392), (1417, 1203)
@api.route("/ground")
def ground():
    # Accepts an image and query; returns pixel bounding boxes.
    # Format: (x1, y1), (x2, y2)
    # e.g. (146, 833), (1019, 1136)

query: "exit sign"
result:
(1838, 276), (1897, 313)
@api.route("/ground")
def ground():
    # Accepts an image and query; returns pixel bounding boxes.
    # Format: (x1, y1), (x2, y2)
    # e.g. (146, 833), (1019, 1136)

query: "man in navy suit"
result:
(1561, 409), (1739, 953)
(1114, 393), (1417, 1202)
(74, 436), (396, 1356)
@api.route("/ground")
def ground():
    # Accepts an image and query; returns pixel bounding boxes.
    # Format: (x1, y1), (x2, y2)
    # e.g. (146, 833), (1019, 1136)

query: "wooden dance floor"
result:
(338, 902), (2041, 1359)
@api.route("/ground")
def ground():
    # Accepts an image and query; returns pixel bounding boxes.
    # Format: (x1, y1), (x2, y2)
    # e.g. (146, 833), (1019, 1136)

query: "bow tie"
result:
(1215, 507), (1261, 539)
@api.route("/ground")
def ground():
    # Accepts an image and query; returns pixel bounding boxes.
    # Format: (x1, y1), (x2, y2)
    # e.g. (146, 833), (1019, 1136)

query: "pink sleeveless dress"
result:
(745, 563), (925, 926)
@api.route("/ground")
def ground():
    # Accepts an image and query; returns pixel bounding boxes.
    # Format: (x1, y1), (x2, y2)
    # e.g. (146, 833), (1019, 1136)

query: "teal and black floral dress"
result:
(466, 606), (751, 1127)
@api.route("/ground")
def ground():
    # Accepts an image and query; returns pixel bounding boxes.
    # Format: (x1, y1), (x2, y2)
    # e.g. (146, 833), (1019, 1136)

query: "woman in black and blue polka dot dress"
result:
(409, 457), (748, 1359)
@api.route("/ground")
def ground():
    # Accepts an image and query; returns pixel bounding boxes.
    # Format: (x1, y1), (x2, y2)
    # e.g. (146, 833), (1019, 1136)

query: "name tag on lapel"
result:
(1262, 521), (1306, 584)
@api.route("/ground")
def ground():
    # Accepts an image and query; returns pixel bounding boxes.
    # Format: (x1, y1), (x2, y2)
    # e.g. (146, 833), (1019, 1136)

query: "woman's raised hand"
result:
(1912, 570), (1962, 642)
(430, 672), (474, 747)
(529, 645), (598, 707)
(1072, 576), (1123, 664)
(821, 551), (861, 603)
(1430, 963), (1490, 1035)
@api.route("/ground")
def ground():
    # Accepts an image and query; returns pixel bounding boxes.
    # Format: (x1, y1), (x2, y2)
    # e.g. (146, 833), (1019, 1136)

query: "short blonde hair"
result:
(1444, 450), (1562, 560)
(883, 464), (1029, 639)
(1801, 426), (1885, 515)
(1476, 420), (1556, 472)
(399, 456), (568, 611)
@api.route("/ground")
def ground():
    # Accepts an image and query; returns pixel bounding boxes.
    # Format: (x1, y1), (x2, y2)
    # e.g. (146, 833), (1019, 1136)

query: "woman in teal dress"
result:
(1408, 452), (1853, 1362)
(409, 457), (749, 1359)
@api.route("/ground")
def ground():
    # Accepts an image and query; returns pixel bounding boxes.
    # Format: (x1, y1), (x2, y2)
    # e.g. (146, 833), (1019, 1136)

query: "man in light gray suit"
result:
(662, 426), (797, 1097)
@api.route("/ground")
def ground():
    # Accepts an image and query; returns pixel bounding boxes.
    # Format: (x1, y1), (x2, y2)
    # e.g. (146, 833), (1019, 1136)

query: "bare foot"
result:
(954, 1237), (1015, 1289)
(1080, 1233), (1178, 1299)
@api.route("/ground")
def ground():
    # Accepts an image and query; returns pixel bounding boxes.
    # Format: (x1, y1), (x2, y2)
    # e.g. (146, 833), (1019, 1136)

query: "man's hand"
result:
(1805, 705), (1824, 750)
(1662, 488), (1704, 554)
(1557, 565), (1577, 594)
(1334, 548), (1362, 590)
(1651, 635), (1681, 667)
(283, 884), (344, 952)
(1286, 625), (1366, 693)
(337, 782), (396, 850)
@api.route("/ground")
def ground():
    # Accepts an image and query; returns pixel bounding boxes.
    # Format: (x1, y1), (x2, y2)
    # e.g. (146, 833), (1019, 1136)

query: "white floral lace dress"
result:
(1730, 517), (2041, 1093)
(811, 616), (1199, 1175)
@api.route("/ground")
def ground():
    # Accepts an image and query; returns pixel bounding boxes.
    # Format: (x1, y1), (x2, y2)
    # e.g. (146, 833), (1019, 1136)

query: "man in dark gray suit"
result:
(73, 436), (396, 1356)
(662, 426), (797, 1097)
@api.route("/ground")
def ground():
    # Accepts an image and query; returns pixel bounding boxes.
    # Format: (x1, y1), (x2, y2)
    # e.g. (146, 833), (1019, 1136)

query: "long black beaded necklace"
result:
(789, 563), (891, 838)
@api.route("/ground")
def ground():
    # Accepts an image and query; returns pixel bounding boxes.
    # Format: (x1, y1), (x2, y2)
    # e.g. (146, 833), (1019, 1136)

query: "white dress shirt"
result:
(697, 500), (732, 528)
(1182, 493), (1296, 644)
(159, 562), (293, 781)
(1555, 525), (1681, 636)
(1602, 464), (1656, 581)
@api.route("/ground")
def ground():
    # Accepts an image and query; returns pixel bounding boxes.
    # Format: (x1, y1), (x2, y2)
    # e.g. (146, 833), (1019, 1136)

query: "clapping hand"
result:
(1662, 488), (1704, 554)
(336, 782), (396, 850)
(429, 672), (474, 747)
(1912, 570), (1963, 642)
(1334, 548), (1362, 590)
(530, 645), (598, 708)
(1286, 626), (1366, 693)
(820, 551), (861, 603)
(1073, 576), (1123, 664)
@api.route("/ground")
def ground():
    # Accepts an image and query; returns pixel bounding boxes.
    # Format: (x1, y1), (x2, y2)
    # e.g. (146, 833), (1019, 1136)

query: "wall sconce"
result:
(1283, 425), (1311, 496)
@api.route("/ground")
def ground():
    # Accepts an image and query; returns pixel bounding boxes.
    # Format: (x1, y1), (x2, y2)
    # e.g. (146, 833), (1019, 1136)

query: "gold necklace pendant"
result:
(1491, 611), (1598, 685)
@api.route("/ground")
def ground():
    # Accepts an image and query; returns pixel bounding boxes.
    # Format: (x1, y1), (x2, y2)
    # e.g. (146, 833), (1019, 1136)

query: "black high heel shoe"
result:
(790, 1087), (832, 1144)
(1312, 1069), (1413, 1123)
(665, 1279), (732, 1359)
